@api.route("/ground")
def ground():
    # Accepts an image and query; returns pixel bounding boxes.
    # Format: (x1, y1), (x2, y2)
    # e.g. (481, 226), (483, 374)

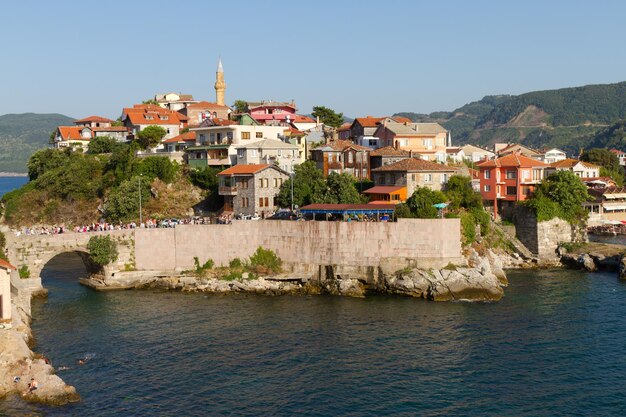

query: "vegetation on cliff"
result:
(0, 143), (207, 226)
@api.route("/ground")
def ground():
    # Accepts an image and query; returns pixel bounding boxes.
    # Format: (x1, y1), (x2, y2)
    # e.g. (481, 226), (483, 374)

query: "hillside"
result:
(394, 81), (626, 156)
(0, 113), (74, 172)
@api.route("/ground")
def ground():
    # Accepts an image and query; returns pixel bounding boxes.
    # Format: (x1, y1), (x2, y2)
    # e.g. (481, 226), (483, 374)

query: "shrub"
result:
(18, 265), (30, 279)
(87, 235), (119, 266)
(460, 212), (476, 244)
(193, 257), (214, 272)
(229, 258), (243, 269)
(249, 247), (282, 274)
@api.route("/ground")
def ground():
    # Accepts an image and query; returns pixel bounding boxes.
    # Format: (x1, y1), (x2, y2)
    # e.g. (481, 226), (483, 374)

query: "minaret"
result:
(214, 57), (226, 106)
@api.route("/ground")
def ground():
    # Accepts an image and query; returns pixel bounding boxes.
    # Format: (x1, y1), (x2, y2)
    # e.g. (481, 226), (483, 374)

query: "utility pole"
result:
(290, 162), (294, 212)
(138, 174), (143, 225)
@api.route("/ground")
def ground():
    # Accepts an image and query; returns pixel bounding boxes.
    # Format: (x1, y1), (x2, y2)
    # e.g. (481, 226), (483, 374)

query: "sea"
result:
(0, 175), (28, 198)
(2, 178), (626, 416)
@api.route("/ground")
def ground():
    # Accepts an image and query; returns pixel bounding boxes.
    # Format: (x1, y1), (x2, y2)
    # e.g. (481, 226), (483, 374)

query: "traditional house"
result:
(0, 259), (16, 328)
(370, 158), (458, 200)
(373, 121), (449, 162)
(53, 126), (91, 149)
(186, 145), (231, 168)
(477, 154), (549, 219)
(218, 164), (289, 217)
(248, 100), (298, 124)
(546, 159), (600, 178)
(446, 147), (465, 163)
(291, 115), (317, 131)
(163, 131), (197, 152)
(310, 140), (371, 180)
(155, 93), (197, 112)
(369, 146), (411, 170)
(74, 115), (114, 128)
(461, 144), (495, 162)
(122, 104), (188, 144)
(283, 127), (307, 163)
(585, 186), (626, 222)
(235, 139), (300, 173)
(494, 143), (542, 159)
(349, 116), (412, 149)
(180, 101), (231, 126)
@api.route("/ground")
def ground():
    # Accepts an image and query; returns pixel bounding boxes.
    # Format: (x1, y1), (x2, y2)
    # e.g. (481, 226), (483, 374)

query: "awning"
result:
(363, 186), (406, 194)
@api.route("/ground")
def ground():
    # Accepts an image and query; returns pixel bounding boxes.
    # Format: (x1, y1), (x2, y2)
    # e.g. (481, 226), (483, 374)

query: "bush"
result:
(87, 235), (119, 266)
(249, 247), (282, 274)
(134, 156), (179, 183)
(18, 265), (30, 279)
(229, 258), (243, 268)
(460, 212), (476, 244)
(193, 257), (214, 272)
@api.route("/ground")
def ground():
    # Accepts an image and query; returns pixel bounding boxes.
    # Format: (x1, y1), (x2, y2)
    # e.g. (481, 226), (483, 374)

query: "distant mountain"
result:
(0, 113), (74, 172)
(394, 82), (626, 156)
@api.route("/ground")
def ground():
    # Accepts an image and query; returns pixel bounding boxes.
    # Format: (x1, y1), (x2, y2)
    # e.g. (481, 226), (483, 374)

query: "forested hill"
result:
(0, 113), (74, 173)
(394, 81), (626, 156)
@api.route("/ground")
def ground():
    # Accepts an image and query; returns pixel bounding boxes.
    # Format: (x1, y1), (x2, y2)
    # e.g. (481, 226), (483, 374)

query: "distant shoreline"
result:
(0, 172), (27, 177)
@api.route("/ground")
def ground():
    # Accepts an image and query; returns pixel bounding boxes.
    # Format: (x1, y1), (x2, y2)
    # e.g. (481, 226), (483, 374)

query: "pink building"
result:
(248, 100), (297, 124)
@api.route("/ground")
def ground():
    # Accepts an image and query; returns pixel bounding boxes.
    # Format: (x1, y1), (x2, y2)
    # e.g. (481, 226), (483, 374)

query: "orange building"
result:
(477, 154), (549, 219)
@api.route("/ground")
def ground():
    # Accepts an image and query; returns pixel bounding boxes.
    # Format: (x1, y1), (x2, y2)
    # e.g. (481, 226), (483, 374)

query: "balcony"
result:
(219, 186), (238, 195)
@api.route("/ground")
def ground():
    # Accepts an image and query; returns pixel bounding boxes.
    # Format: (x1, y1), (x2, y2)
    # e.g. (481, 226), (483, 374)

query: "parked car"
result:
(268, 210), (297, 220)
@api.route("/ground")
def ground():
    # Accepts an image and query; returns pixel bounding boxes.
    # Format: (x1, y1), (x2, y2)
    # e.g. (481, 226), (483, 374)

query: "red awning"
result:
(363, 186), (406, 194)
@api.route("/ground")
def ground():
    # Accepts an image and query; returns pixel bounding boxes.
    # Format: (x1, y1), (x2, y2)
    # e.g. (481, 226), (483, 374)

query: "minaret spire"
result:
(214, 57), (226, 106)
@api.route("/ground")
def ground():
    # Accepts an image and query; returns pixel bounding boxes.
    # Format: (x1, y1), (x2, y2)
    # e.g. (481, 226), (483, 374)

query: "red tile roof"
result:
(162, 131), (196, 143)
(391, 116), (413, 124)
(58, 126), (90, 140)
(549, 158), (599, 169)
(218, 164), (271, 176)
(372, 158), (458, 172)
(0, 259), (16, 270)
(92, 126), (129, 132)
(284, 127), (305, 136)
(187, 101), (230, 110)
(369, 146), (410, 157)
(123, 106), (184, 126)
(74, 115), (114, 124)
(477, 153), (548, 168)
(354, 116), (385, 127)
(292, 114), (316, 123)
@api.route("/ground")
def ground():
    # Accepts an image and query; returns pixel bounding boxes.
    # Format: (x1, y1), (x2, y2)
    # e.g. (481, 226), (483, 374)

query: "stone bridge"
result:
(6, 229), (135, 282)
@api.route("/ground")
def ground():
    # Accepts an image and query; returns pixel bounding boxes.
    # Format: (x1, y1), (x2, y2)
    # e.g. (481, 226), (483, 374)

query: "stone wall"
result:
(514, 207), (584, 259)
(134, 219), (462, 274)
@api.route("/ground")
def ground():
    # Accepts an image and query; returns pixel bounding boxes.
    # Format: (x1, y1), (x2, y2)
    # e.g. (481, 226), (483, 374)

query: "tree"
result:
(87, 235), (119, 267)
(525, 170), (591, 222)
(105, 176), (152, 222)
(581, 148), (624, 186)
(137, 126), (167, 149)
(88, 136), (124, 154)
(276, 161), (327, 208)
(142, 99), (159, 105)
(27, 148), (71, 180)
(233, 100), (248, 113)
(312, 106), (344, 128)
(444, 175), (482, 210)
(322, 172), (362, 204)
(134, 156), (179, 183)
(406, 187), (446, 218)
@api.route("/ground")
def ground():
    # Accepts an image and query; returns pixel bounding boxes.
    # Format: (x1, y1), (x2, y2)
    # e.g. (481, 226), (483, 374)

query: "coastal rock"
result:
(579, 253), (597, 272)
(619, 254), (626, 280)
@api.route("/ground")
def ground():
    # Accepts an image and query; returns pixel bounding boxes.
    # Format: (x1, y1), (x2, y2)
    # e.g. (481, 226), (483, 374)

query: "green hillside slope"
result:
(394, 82), (626, 156)
(0, 113), (74, 172)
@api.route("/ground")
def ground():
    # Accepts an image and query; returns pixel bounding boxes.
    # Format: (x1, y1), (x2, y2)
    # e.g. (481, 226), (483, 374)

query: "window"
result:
(423, 139), (432, 149)
(273, 178), (278, 187)
(522, 170), (530, 180)
(166, 128), (171, 134)
(209, 133), (215, 143)
(145, 115), (154, 120)
(159, 115), (169, 120)
(328, 154), (333, 162)
(199, 134), (206, 144)
(237, 149), (244, 159)
(216, 133), (222, 143)
(256, 132), (263, 138)
(390, 174), (396, 183)
(278, 149), (282, 157)
(424, 174), (432, 182)
(441, 173), (448, 183)
(251, 149), (257, 158)
(263, 178), (269, 188)
(505, 170), (517, 179)
(532, 169), (542, 181)
(259, 198), (264, 207)
(484, 185), (491, 192)
(506, 186), (516, 195)
(348, 152), (353, 164)
(362, 169), (367, 178)
(264, 197), (269, 207)
(242, 131), (251, 140)
(227, 132), (233, 141)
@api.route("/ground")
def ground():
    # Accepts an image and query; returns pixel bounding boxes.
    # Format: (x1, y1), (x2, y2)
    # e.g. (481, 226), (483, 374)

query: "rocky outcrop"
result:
(620, 254), (626, 280)
(0, 301), (79, 405)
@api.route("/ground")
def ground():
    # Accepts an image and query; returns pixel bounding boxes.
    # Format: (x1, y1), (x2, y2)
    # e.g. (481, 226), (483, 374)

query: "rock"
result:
(578, 253), (597, 272)
(619, 254), (626, 280)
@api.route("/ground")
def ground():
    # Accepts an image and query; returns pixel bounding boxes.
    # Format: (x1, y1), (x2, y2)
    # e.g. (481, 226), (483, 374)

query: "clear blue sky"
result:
(2, 0), (626, 119)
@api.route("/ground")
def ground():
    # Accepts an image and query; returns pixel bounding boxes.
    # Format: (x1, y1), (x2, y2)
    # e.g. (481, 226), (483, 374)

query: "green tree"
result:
(322, 172), (362, 204)
(35, 153), (105, 200)
(88, 136), (124, 154)
(276, 161), (327, 207)
(406, 187), (446, 218)
(581, 148), (622, 172)
(189, 166), (221, 190)
(525, 170), (591, 222)
(87, 235), (119, 266)
(137, 125), (167, 149)
(142, 99), (159, 105)
(312, 106), (344, 128)
(134, 156), (179, 183)
(27, 148), (71, 180)
(444, 175), (482, 210)
(233, 100), (248, 113)
(105, 176), (152, 222)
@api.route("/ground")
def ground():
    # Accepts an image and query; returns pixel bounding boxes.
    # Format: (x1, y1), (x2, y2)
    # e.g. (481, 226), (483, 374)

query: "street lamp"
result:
(138, 174), (143, 225)
(290, 161), (294, 212)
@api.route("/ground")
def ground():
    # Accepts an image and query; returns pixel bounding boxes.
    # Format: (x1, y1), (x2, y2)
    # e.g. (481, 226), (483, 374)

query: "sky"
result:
(2, 0), (626, 119)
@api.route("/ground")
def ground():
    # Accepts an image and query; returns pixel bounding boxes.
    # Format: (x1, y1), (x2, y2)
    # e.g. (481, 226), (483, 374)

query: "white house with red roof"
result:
(610, 149), (626, 166)
(122, 104), (188, 144)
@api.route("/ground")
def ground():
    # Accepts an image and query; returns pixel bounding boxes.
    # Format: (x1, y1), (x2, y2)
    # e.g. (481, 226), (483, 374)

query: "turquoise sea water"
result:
(1, 254), (626, 416)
